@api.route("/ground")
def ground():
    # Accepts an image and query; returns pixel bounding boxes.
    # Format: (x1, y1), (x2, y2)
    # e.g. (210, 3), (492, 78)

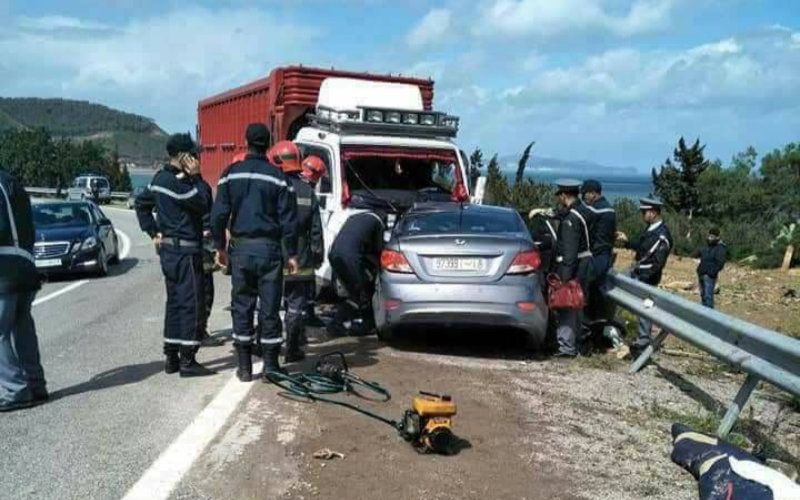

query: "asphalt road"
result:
(1, 207), (236, 500)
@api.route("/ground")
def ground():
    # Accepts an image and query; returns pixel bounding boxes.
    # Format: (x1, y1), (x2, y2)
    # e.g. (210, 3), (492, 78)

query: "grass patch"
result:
(648, 403), (751, 449)
(576, 353), (625, 371)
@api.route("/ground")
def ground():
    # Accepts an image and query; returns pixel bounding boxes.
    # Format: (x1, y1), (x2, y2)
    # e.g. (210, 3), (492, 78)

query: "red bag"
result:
(547, 274), (586, 310)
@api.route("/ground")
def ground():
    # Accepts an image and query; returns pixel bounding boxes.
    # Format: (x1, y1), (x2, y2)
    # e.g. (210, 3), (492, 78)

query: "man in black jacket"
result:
(210, 124), (298, 381)
(327, 208), (386, 338)
(135, 134), (215, 378)
(0, 168), (48, 411)
(271, 142), (323, 363)
(696, 227), (727, 309)
(553, 179), (593, 359)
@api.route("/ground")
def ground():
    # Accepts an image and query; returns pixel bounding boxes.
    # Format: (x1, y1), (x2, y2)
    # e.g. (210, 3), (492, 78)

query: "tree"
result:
(652, 137), (711, 218)
(760, 143), (800, 223)
(515, 141), (535, 185)
(468, 148), (484, 191)
(485, 154), (510, 206)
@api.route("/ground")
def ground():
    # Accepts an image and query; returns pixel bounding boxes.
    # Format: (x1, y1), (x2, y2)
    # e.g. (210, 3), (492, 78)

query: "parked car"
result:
(32, 201), (120, 276)
(127, 186), (145, 209)
(374, 202), (548, 348)
(67, 174), (111, 204)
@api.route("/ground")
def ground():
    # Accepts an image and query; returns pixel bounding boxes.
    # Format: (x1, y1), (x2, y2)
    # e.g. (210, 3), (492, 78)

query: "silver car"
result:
(375, 203), (548, 348)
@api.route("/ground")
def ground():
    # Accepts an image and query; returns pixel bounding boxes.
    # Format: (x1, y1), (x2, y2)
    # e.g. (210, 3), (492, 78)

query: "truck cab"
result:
(293, 78), (472, 285)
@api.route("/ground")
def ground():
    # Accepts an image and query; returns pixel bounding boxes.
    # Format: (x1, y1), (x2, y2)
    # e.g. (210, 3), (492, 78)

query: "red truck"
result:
(197, 66), (435, 188)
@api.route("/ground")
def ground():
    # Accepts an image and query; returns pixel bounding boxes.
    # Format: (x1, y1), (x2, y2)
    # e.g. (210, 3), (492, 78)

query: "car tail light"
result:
(381, 249), (413, 273)
(516, 301), (537, 312)
(341, 181), (351, 207)
(450, 181), (469, 202)
(384, 298), (402, 311)
(506, 249), (541, 274)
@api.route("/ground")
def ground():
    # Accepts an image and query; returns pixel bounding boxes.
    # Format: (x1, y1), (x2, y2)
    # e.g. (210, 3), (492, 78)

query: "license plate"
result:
(35, 259), (62, 268)
(432, 257), (486, 272)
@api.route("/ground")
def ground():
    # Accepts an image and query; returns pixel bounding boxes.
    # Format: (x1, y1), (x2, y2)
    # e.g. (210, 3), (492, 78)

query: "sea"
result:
(131, 171), (653, 202)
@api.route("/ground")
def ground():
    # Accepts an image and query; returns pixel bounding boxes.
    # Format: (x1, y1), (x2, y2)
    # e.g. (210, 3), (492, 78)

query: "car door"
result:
(92, 204), (115, 256)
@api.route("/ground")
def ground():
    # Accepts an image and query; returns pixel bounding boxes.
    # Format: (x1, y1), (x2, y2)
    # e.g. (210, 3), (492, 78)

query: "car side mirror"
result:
(99, 218), (112, 226)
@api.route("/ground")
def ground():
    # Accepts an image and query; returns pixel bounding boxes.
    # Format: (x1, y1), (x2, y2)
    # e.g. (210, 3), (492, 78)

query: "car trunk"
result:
(397, 233), (526, 284)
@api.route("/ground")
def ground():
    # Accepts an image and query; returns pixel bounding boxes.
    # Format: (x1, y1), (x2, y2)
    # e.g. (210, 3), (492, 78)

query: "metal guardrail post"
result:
(628, 329), (670, 374)
(717, 374), (760, 438)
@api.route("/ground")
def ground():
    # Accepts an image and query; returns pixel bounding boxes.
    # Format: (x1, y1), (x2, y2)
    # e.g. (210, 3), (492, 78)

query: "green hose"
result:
(264, 368), (399, 428)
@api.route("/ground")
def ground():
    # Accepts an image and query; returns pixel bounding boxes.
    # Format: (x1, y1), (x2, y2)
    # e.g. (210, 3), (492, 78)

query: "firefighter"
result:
(618, 198), (673, 352)
(135, 134), (215, 377)
(271, 144), (324, 362)
(580, 180), (626, 354)
(0, 168), (48, 411)
(299, 155), (328, 330)
(553, 179), (593, 359)
(326, 208), (386, 337)
(210, 123), (298, 381)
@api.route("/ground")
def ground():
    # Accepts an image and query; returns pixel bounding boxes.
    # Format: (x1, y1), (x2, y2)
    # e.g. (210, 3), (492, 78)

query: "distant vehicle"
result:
(375, 203), (548, 348)
(32, 201), (120, 276)
(67, 174), (111, 204)
(127, 186), (145, 209)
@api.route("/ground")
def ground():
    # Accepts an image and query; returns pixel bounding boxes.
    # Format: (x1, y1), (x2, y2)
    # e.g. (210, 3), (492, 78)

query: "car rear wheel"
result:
(376, 324), (396, 342)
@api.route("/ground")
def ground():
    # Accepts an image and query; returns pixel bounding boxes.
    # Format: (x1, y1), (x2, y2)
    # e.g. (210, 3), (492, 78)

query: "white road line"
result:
(122, 362), (263, 500)
(32, 280), (90, 306)
(32, 228), (131, 307)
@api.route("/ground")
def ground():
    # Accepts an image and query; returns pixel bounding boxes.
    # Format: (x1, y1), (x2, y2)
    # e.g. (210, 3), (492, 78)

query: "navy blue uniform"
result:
(628, 219), (673, 347)
(210, 154), (297, 349)
(136, 165), (212, 354)
(283, 172), (323, 354)
(583, 197), (617, 324)
(197, 176), (215, 335)
(554, 203), (593, 356)
(697, 241), (727, 308)
(328, 211), (385, 334)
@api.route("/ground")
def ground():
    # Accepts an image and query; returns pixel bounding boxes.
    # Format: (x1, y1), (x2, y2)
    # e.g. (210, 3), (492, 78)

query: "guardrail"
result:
(25, 187), (131, 200)
(604, 271), (800, 437)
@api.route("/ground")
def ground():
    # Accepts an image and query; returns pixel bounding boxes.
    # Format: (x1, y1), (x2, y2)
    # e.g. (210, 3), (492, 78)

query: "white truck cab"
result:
(291, 78), (478, 286)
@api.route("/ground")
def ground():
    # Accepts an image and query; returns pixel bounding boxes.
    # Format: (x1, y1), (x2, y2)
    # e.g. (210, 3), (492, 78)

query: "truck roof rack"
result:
(311, 106), (458, 140)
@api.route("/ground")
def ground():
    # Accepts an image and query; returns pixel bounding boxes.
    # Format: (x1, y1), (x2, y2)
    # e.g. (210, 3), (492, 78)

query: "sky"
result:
(0, 0), (799, 171)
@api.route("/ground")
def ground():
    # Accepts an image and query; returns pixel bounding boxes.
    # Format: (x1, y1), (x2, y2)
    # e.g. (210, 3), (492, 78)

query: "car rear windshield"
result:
(397, 209), (524, 235)
(33, 203), (93, 227)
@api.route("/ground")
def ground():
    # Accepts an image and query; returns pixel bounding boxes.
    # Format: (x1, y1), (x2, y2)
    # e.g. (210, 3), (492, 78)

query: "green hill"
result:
(0, 97), (168, 165)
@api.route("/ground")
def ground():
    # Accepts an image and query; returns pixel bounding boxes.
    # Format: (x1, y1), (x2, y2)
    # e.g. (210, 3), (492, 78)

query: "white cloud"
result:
(475, 0), (675, 39)
(406, 8), (453, 49)
(0, 7), (316, 131)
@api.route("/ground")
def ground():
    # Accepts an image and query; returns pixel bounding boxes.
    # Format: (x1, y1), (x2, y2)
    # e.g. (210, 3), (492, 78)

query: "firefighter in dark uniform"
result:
(327, 208), (386, 337)
(580, 180), (625, 351)
(270, 142), (323, 363)
(299, 155), (328, 330)
(619, 198), (673, 352)
(210, 124), (298, 381)
(135, 134), (215, 377)
(553, 179), (593, 358)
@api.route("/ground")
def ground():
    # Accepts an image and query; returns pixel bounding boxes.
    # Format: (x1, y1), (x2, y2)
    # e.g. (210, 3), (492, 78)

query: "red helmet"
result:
(268, 140), (301, 173)
(301, 155), (327, 184)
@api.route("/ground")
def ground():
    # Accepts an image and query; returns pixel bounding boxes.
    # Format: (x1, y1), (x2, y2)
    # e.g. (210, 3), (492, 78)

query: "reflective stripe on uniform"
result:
(218, 172), (288, 188)
(149, 185), (199, 200)
(584, 205), (615, 214)
(638, 264), (653, 269)
(164, 338), (202, 346)
(577, 250), (592, 259)
(0, 246), (35, 263)
(232, 334), (253, 342)
(297, 197), (312, 207)
(260, 337), (283, 345)
(569, 208), (593, 256)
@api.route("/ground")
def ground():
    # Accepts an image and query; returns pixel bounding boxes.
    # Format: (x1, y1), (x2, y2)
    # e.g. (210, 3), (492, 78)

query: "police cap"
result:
(554, 178), (582, 195)
(166, 133), (197, 157)
(639, 197), (663, 211)
(581, 179), (602, 194)
(245, 123), (270, 148)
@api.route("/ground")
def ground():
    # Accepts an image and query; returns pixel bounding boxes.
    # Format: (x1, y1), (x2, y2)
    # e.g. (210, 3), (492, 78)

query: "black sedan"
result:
(32, 201), (120, 276)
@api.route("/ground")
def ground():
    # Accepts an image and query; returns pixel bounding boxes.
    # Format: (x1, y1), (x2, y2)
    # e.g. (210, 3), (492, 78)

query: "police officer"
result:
(327, 208), (386, 337)
(580, 180), (625, 351)
(0, 168), (48, 411)
(552, 179), (593, 359)
(619, 198), (673, 352)
(210, 124), (298, 381)
(270, 143), (324, 362)
(135, 134), (215, 377)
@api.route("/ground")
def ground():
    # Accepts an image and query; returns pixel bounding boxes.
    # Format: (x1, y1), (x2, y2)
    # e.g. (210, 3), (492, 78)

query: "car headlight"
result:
(81, 236), (98, 250)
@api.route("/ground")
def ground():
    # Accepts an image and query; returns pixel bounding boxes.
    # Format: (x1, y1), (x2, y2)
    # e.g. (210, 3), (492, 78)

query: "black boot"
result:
(179, 351), (217, 378)
(165, 352), (180, 374)
(284, 330), (306, 364)
(236, 345), (253, 382)
(262, 345), (285, 381)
